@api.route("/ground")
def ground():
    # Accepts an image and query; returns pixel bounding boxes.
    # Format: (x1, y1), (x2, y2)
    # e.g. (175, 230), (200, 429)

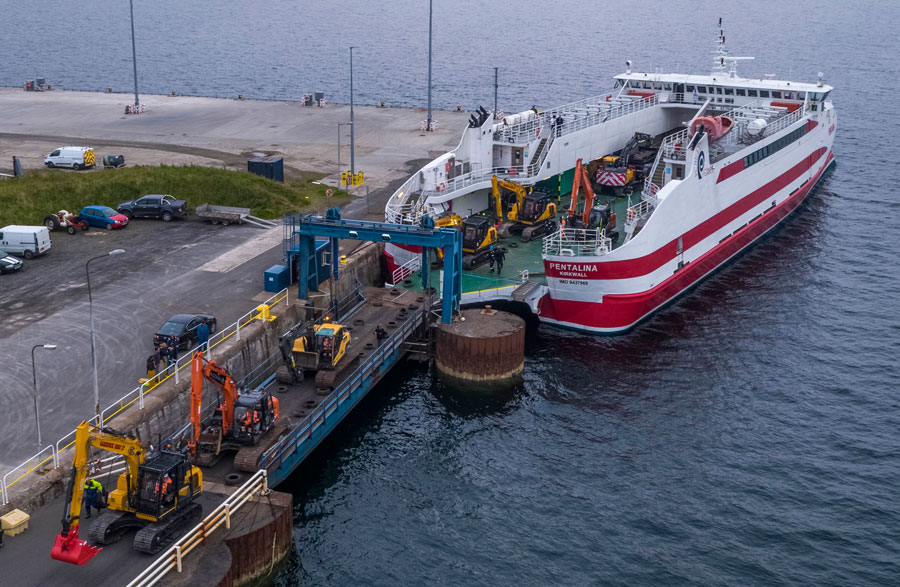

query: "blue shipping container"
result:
(264, 264), (290, 292)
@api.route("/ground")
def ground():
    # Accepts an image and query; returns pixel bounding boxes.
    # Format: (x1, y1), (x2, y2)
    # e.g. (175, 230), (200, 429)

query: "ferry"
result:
(384, 21), (836, 333)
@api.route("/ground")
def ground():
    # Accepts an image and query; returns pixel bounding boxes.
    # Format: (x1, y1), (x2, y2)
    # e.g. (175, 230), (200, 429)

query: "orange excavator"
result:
(189, 352), (281, 471)
(565, 158), (619, 243)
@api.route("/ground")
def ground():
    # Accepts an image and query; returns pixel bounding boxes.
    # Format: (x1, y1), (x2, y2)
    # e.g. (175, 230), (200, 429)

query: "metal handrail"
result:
(391, 255), (421, 285)
(1, 288), (290, 505)
(258, 310), (423, 473)
(542, 228), (612, 257)
(126, 470), (270, 587)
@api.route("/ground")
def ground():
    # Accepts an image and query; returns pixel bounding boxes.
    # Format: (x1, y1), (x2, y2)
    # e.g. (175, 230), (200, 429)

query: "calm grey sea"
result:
(4, 0), (900, 585)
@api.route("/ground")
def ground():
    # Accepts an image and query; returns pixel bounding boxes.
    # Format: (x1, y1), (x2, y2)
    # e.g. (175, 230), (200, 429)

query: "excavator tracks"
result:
(233, 425), (287, 473)
(132, 502), (202, 555)
(87, 511), (134, 545)
(275, 365), (295, 384)
(315, 354), (360, 390)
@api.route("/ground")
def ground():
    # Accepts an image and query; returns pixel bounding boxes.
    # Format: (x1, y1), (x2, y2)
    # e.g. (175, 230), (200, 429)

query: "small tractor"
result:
(44, 210), (89, 234)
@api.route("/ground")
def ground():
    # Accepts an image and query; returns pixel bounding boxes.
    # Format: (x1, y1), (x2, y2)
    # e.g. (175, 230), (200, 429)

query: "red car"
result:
(79, 205), (129, 230)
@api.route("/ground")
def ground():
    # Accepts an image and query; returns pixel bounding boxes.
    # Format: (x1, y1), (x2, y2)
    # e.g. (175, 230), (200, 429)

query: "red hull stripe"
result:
(716, 159), (745, 183)
(544, 146), (827, 280)
(539, 151), (833, 330)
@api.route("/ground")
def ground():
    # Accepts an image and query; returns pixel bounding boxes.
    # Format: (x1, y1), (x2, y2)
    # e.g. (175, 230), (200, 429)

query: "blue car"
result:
(79, 205), (130, 230)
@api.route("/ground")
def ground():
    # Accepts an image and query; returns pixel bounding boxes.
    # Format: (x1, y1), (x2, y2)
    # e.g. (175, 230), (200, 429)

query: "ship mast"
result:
(711, 18), (754, 78)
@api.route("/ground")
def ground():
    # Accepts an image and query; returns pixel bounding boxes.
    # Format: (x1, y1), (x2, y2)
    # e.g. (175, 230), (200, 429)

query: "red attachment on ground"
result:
(51, 529), (103, 565)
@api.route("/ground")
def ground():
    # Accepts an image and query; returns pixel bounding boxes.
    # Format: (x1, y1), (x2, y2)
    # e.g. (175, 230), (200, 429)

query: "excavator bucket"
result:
(51, 528), (102, 565)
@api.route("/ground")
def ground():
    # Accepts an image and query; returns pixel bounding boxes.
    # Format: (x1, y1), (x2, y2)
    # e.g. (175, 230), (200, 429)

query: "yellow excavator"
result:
(491, 176), (557, 241)
(276, 318), (356, 389)
(461, 215), (499, 269)
(51, 421), (202, 565)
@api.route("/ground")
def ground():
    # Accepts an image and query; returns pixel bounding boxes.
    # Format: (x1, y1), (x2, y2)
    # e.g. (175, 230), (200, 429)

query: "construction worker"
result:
(158, 342), (170, 368)
(146, 353), (159, 379)
(196, 319), (211, 352)
(375, 324), (387, 342)
(495, 247), (506, 275)
(488, 246), (497, 273)
(82, 478), (103, 519)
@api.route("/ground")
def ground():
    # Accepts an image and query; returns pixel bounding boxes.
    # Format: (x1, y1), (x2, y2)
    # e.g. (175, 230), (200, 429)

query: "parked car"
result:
(0, 249), (23, 273)
(79, 205), (129, 230)
(0, 225), (52, 259)
(154, 314), (217, 350)
(44, 146), (96, 170)
(117, 194), (187, 222)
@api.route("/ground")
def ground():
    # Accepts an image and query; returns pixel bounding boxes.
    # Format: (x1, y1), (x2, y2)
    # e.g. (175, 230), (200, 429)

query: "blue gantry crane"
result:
(284, 208), (462, 323)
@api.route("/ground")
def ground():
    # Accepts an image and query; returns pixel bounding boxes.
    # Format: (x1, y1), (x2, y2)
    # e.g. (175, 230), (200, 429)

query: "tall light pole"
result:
(493, 67), (499, 119)
(426, 0), (433, 131)
(86, 249), (125, 426)
(349, 46), (356, 177)
(129, 0), (140, 108)
(31, 344), (57, 449)
(337, 122), (351, 177)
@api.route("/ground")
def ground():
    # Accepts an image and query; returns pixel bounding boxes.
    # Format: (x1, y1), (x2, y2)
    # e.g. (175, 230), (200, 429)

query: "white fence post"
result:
(139, 382), (146, 410)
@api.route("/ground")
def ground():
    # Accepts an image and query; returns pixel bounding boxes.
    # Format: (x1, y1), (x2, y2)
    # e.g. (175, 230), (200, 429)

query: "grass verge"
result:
(0, 165), (349, 226)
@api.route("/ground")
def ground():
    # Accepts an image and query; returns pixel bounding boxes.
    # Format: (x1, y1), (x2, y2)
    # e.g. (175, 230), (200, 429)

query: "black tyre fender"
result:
(67, 225), (76, 235)
(44, 215), (60, 231)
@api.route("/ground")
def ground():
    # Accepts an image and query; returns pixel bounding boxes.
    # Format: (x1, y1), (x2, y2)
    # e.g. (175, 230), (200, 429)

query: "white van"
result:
(44, 146), (96, 170)
(0, 225), (52, 259)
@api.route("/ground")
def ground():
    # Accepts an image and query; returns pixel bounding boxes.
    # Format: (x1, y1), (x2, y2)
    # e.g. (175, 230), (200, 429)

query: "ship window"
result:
(696, 86), (706, 93)
(724, 88), (734, 95)
(747, 89), (758, 97)
(715, 87), (723, 94)
(759, 90), (770, 98)
(822, 91), (831, 102)
(642, 81), (651, 89)
(736, 88), (746, 96)
(652, 82), (662, 90)
(772, 91), (782, 99)
(663, 83), (673, 91)
(686, 85), (695, 92)
(615, 80), (623, 88)
(725, 98), (734, 104)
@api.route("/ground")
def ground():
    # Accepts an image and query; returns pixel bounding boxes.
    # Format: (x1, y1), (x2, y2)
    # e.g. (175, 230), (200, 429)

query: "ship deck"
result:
(395, 195), (632, 297)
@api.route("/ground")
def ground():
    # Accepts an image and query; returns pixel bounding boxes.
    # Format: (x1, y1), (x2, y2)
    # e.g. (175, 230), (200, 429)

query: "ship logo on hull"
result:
(697, 150), (706, 179)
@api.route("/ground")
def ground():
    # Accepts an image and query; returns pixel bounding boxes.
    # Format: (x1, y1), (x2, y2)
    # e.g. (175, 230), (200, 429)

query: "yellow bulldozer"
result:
(276, 318), (356, 389)
(491, 175), (557, 241)
(51, 421), (202, 565)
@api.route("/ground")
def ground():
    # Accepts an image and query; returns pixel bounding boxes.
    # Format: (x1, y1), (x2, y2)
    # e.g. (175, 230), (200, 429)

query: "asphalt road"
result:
(0, 216), (284, 470)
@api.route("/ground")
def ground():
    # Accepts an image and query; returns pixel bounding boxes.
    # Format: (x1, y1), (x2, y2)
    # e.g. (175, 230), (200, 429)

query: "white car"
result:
(44, 146), (96, 170)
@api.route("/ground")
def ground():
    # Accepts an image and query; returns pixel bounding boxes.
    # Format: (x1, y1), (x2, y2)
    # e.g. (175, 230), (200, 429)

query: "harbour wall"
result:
(1, 241), (385, 516)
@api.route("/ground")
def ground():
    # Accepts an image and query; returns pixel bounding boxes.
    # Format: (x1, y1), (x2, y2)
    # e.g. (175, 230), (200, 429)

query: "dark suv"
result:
(117, 194), (187, 222)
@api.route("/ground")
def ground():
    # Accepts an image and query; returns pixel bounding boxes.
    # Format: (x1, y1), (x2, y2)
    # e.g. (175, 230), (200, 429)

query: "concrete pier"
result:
(435, 308), (526, 386)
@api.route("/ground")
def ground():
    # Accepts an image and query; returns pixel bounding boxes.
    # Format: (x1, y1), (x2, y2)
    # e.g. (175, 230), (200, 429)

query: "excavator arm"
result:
(189, 352), (239, 454)
(491, 176), (528, 222)
(52, 421), (145, 565)
(567, 159), (596, 227)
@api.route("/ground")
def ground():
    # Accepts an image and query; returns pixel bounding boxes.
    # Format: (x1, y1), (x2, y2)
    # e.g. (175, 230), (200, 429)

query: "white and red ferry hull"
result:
(539, 144), (835, 334)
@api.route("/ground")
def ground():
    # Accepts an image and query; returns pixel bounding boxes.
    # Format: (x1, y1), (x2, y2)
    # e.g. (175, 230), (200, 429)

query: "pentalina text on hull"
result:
(384, 20), (835, 333)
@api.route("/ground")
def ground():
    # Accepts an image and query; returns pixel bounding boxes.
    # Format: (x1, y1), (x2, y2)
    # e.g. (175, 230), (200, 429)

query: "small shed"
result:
(248, 156), (284, 182)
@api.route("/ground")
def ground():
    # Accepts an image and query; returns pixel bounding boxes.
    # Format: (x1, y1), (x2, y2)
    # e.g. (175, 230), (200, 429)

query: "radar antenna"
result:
(711, 19), (755, 78)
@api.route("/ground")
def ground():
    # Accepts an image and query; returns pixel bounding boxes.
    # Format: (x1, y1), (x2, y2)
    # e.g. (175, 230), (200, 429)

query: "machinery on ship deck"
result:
(276, 318), (357, 389)
(566, 158), (619, 243)
(461, 215), (499, 269)
(491, 176), (557, 242)
(189, 352), (281, 471)
(595, 132), (657, 193)
(51, 421), (202, 565)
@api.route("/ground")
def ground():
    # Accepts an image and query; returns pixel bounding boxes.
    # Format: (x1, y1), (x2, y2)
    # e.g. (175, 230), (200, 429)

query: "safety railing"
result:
(257, 308), (425, 474)
(391, 255), (421, 285)
(542, 228), (612, 258)
(1, 288), (291, 506)
(126, 469), (270, 587)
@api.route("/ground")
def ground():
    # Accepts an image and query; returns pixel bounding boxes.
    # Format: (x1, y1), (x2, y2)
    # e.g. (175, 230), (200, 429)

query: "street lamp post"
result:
(349, 46), (356, 177)
(86, 249), (125, 426)
(31, 344), (57, 449)
(129, 0), (140, 108)
(427, 0), (433, 131)
(337, 122), (351, 177)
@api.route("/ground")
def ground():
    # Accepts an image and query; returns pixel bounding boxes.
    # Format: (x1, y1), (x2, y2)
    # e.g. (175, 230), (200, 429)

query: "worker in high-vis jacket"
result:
(83, 478), (104, 518)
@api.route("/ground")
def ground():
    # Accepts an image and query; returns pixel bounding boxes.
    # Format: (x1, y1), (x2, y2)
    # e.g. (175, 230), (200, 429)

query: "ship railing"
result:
(385, 172), (422, 223)
(542, 227), (612, 257)
(390, 255), (422, 286)
(641, 127), (690, 198)
(625, 194), (658, 230)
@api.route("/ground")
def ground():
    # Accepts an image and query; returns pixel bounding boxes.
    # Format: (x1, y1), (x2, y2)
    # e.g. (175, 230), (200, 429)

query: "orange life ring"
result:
(606, 95), (611, 102)
(325, 188), (334, 198)
(437, 183), (446, 192)
(445, 161), (451, 173)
